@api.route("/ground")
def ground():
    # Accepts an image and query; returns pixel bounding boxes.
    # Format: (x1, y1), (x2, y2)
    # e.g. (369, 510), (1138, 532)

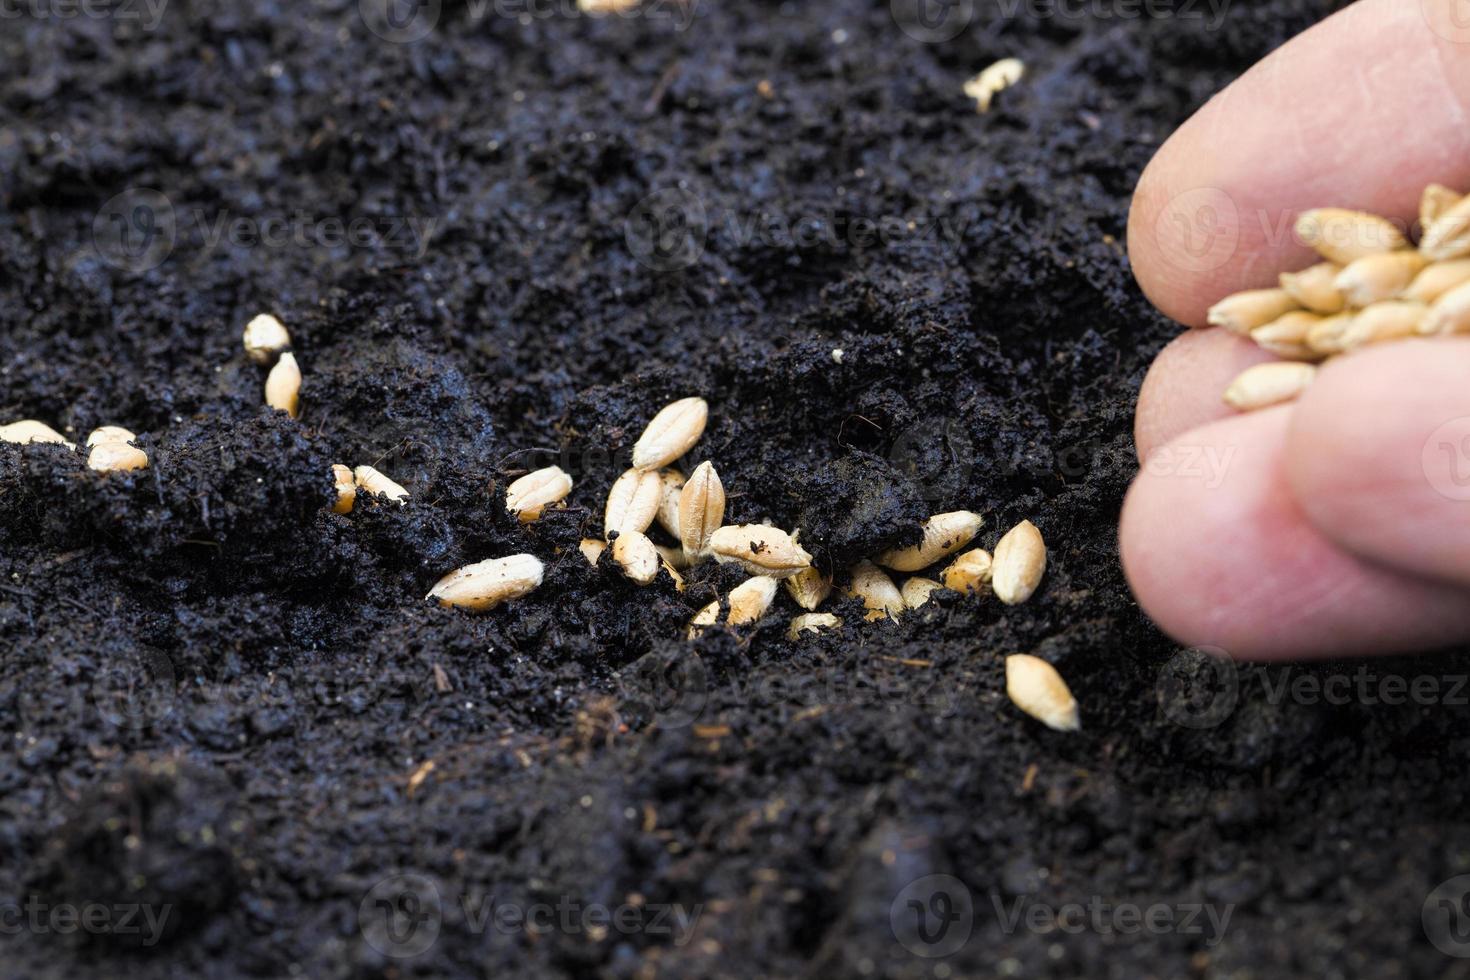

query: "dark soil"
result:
(6, 1), (1468, 978)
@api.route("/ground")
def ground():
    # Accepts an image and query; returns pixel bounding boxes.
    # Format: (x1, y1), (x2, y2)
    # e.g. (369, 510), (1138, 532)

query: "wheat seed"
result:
(1305, 313), (1355, 355)
(85, 427), (147, 473)
(265, 351), (301, 419)
(1422, 183), (1461, 230)
(1004, 654), (1079, 732)
(1206, 288), (1299, 336)
(678, 461), (725, 557)
(505, 466), (573, 522)
(0, 420), (74, 448)
(605, 467), (663, 537)
(332, 464), (356, 514)
(876, 510), (984, 572)
(688, 576), (779, 637)
(1222, 362), (1316, 412)
(941, 548), (994, 596)
(787, 612), (841, 640)
(900, 577), (944, 610)
(612, 530), (660, 586)
(709, 524), (813, 578)
(655, 469), (685, 539)
(1295, 208), (1408, 265)
(243, 313), (291, 365)
(579, 538), (607, 565)
(1422, 279), (1470, 335)
(1333, 251), (1427, 308)
(86, 426), (133, 447)
(991, 520), (1046, 605)
(1421, 194), (1470, 261)
(660, 556), (686, 593)
(655, 544), (691, 571)
(1278, 262), (1344, 314)
(784, 566), (832, 611)
(427, 554), (544, 612)
(964, 57), (1024, 113)
(632, 397), (707, 472)
(354, 464), (409, 503)
(1339, 300), (1425, 349)
(1404, 259), (1470, 304)
(1250, 311), (1324, 361)
(578, 0), (639, 12)
(846, 560), (904, 621)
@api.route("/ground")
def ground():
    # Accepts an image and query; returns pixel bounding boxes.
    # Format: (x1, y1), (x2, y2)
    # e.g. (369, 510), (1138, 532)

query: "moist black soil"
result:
(6, 2), (1468, 978)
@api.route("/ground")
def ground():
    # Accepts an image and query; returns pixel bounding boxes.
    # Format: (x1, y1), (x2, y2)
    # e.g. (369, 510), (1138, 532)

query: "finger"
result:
(1285, 338), (1470, 588)
(1120, 405), (1470, 660)
(1135, 327), (1276, 462)
(1127, 0), (1470, 327)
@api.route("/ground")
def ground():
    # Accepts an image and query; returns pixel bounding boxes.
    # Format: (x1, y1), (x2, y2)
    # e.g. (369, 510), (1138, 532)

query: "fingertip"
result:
(1134, 327), (1277, 462)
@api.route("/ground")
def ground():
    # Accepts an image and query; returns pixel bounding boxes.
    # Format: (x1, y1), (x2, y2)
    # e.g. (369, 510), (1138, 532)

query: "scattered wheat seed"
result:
(846, 560), (904, 621)
(1278, 262), (1344, 314)
(1249, 311), (1324, 361)
(1005, 654), (1080, 732)
(505, 465), (573, 523)
(86, 427), (148, 473)
(579, 538), (607, 565)
(86, 426), (135, 447)
(964, 57), (1024, 113)
(1421, 194), (1470, 261)
(787, 612), (841, 640)
(243, 313), (291, 365)
(1206, 288), (1299, 336)
(940, 548), (994, 596)
(1421, 183), (1461, 230)
(784, 566), (832, 611)
(655, 469), (685, 539)
(991, 520), (1046, 606)
(1222, 362), (1317, 412)
(660, 556), (687, 593)
(1339, 300), (1426, 349)
(655, 543), (691, 571)
(577, 0), (639, 12)
(900, 577), (944, 610)
(632, 397), (708, 472)
(1305, 312), (1355, 355)
(354, 464), (409, 503)
(426, 554), (544, 612)
(604, 467), (663, 537)
(0, 420), (75, 449)
(688, 576), (779, 638)
(1422, 279), (1470, 335)
(611, 530), (661, 586)
(876, 510), (984, 572)
(1404, 259), (1470, 305)
(1333, 251), (1427, 308)
(331, 464), (356, 514)
(678, 461), (725, 557)
(265, 351), (301, 419)
(709, 523), (813, 578)
(1295, 208), (1408, 265)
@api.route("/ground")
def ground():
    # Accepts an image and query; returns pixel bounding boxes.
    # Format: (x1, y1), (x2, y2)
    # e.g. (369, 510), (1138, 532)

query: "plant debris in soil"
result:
(6, 2), (1470, 978)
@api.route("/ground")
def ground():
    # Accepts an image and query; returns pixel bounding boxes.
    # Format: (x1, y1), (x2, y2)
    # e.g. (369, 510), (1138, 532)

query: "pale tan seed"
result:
(604, 467), (662, 536)
(655, 469), (685, 539)
(332, 464), (356, 514)
(900, 577), (944, 610)
(427, 554), (544, 612)
(708, 524), (812, 578)
(1339, 300), (1426, 349)
(1422, 183), (1461, 230)
(1422, 279), (1470, 335)
(846, 560), (904, 621)
(1421, 194), (1470, 261)
(784, 566), (833, 611)
(991, 521), (1046, 606)
(578, 0), (638, 12)
(505, 466), (573, 522)
(1005, 654), (1080, 732)
(0, 420), (75, 449)
(579, 538), (607, 565)
(941, 548), (994, 596)
(87, 441), (149, 473)
(1332, 251), (1427, 308)
(660, 557), (686, 593)
(1305, 312), (1355, 355)
(964, 57), (1024, 113)
(1249, 311), (1325, 361)
(1222, 362), (1317, 412)
(655, 544), (691, 571)
(688, 576), (779, 638)
(86, 425), (136, 448)
(243, 313), (291, 365)
(678, 461), (725, 556)
(787, 612), (842, 641)
(1278, 262), (1344, 314)
(1295, 208), (1409, 265)
(632, 397), (708, 471)
(612, 530), (660, 586)
(1205, 288), (1299, 336)
(688, 600), (720, 637)
(265, 351), (302, 419)
(876, 510), (984, 572)
(1404, 259), (1470, 304)
(354, 464), (409, 503)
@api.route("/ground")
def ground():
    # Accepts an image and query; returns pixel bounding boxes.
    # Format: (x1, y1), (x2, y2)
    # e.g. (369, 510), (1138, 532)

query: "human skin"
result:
(1122, 0), (1470, 659)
